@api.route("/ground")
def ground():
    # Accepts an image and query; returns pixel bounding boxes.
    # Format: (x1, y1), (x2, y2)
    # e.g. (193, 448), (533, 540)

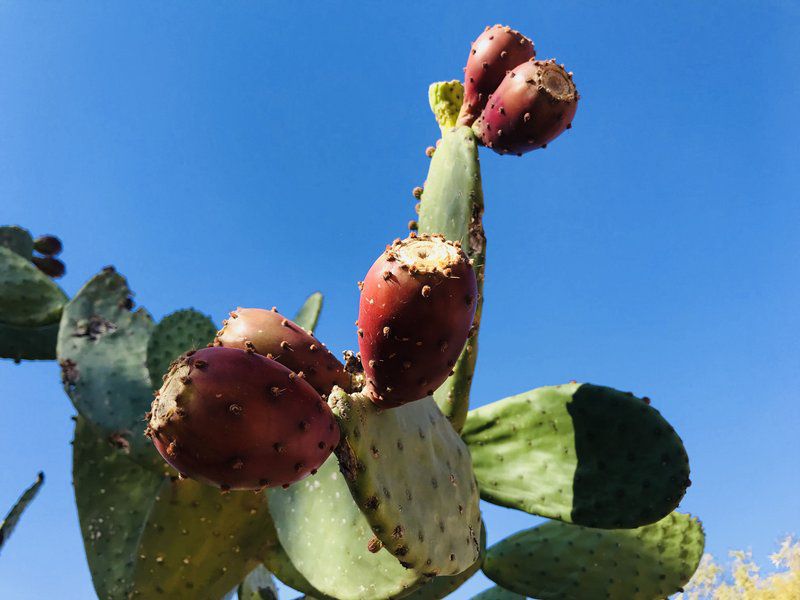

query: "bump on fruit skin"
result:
(147, 346), (339, 490)
(215, 307), (352, 398)
(472, 59), (578, 156)
(458, 24), (536, 127)
(357, 234), (478, 407)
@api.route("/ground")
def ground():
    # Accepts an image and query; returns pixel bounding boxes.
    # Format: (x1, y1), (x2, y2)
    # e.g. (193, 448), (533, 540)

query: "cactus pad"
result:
(0, 320), (60, 361)
(268, 455), (423, 600)
(329, 389), (481, 576)
(0, 225), (34, 259)
(57, 267), (158, 468)
(399, 520), (485, 600)
(471, 587), (526, 600)
(293, 291), (324, 333)
(146, 308), (216, 389)
(130, 476), (273, 598)
(0, 471), (44, 553)
(461, 383), (690, 529)
(483, 512), (705, 600)
(417, 126), (485, 432)
(428, 81), (464, 133)
(0, 246), (67, 328)
(73, 415), (164, 598)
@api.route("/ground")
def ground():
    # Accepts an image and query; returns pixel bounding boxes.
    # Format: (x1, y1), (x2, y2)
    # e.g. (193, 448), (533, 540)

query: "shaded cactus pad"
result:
(0, 245), (67, 328)
(461, 382), (690, 529)
(146, 308), (217, 389)
(0, 225), (34, 259)
(471, 587), (526, 600)
(268, 455), (422, 600)
(0, 471), (44, 553)
(57, 267), (158, 468)
(329, 389), (481, 576)
(483, 512), (705, 600)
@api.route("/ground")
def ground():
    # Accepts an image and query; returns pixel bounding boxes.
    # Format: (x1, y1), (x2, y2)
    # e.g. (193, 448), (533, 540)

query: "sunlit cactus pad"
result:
(329, 389), (481, 576)
(483, 512), (705, 600)
(461, 382), (690, 528)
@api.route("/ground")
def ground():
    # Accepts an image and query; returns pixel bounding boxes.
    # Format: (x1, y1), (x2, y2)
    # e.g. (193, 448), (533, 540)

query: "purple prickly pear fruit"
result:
(32, 256), (65, 278)
(146, 346), (339, 490)
(458, 24), (536, 127)
(357, 233), (478, 408)
(33, 235), (63, 256)
(472, 59), (579, 156)
(215, 307), (352, 398)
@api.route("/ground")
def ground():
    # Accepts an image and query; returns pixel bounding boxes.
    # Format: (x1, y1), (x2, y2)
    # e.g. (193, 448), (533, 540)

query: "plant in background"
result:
(0, 24), (707, 600)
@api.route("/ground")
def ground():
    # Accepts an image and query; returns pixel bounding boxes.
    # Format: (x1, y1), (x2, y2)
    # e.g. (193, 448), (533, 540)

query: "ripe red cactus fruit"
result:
(215, 307), (352, 398)
(146, 346), (340, 490)
(33, 235), (63, 256)
(357, 233), (478, 407)
(32, 256), (65, 278)
(472, 59), (578, 156)
(458, 24), (536, 127)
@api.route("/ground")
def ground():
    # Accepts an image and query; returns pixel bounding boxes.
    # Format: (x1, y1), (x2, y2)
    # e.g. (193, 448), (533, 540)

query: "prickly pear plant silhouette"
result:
(0, 24), (705, 600)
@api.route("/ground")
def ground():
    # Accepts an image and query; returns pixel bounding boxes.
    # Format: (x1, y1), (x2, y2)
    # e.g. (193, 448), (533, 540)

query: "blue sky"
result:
(1, 2), (798, 598)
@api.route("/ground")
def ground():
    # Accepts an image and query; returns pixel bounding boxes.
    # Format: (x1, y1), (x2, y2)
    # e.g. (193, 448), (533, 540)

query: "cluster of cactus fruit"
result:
(0, 24), (705, 600)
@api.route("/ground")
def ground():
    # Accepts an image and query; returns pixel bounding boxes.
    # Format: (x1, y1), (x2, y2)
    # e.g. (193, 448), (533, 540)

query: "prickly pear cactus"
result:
(0, 246), (66, 327)
(0, 225), (35, 259)
(73, 416), (164, 598)
(461, 382), (690, 529)
(267, 455), (423, 600)
(483, 512), (705, 600)
(131, 476), (272, 598)
(398, 520), (485, 600)
(146, 308), (217, 389)
(57, 267), (159, 468)
(471, 587), (526, 600)
(293, 291), (324, 333)
(0, 471), (44, 553)
(328, 389), (481, 576)
(416, 122), (485, 432)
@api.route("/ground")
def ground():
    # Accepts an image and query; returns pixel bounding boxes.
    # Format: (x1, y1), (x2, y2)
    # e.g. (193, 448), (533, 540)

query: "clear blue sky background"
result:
(1, 2), (798, 598)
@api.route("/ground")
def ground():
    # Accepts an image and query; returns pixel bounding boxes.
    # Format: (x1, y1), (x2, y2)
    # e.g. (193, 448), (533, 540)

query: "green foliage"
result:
(268, 455), (423, 600)
(417, 126), (486, 432)
(461, 382), (690, 529)
(293, 292), (324, 333)
(0, 472), (44, 554)
(329, 389), (481, 576)
(483, 512), (705, 600)
(146, 308), (217, 389)
(56, 267), (160, 469)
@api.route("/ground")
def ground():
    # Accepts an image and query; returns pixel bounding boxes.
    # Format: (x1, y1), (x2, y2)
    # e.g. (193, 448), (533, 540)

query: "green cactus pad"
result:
(471, 587), (526, 600)
(262, 541), (330, 599)
(428, 81), (464, 133)
(130, 476), (274, 599)
(57, 267), (158, 468)
(0, 471), (44, 553)
(268, 455), (423, 600)
(399, 520), (485, 600)
(0, 320), (60, 361)
(238, 565), (278, 600)
(483, 512), (705, 600)
(0, 246), (67, 328)
(293, 291), (324, 333)
(329, 389), (481, 577)
(73, 415), (164, 599)
(461, 383), (691, 529)
(0, 225), (34, 259)
(146, 308), (216, 389)
(417, 126), (485, 432)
